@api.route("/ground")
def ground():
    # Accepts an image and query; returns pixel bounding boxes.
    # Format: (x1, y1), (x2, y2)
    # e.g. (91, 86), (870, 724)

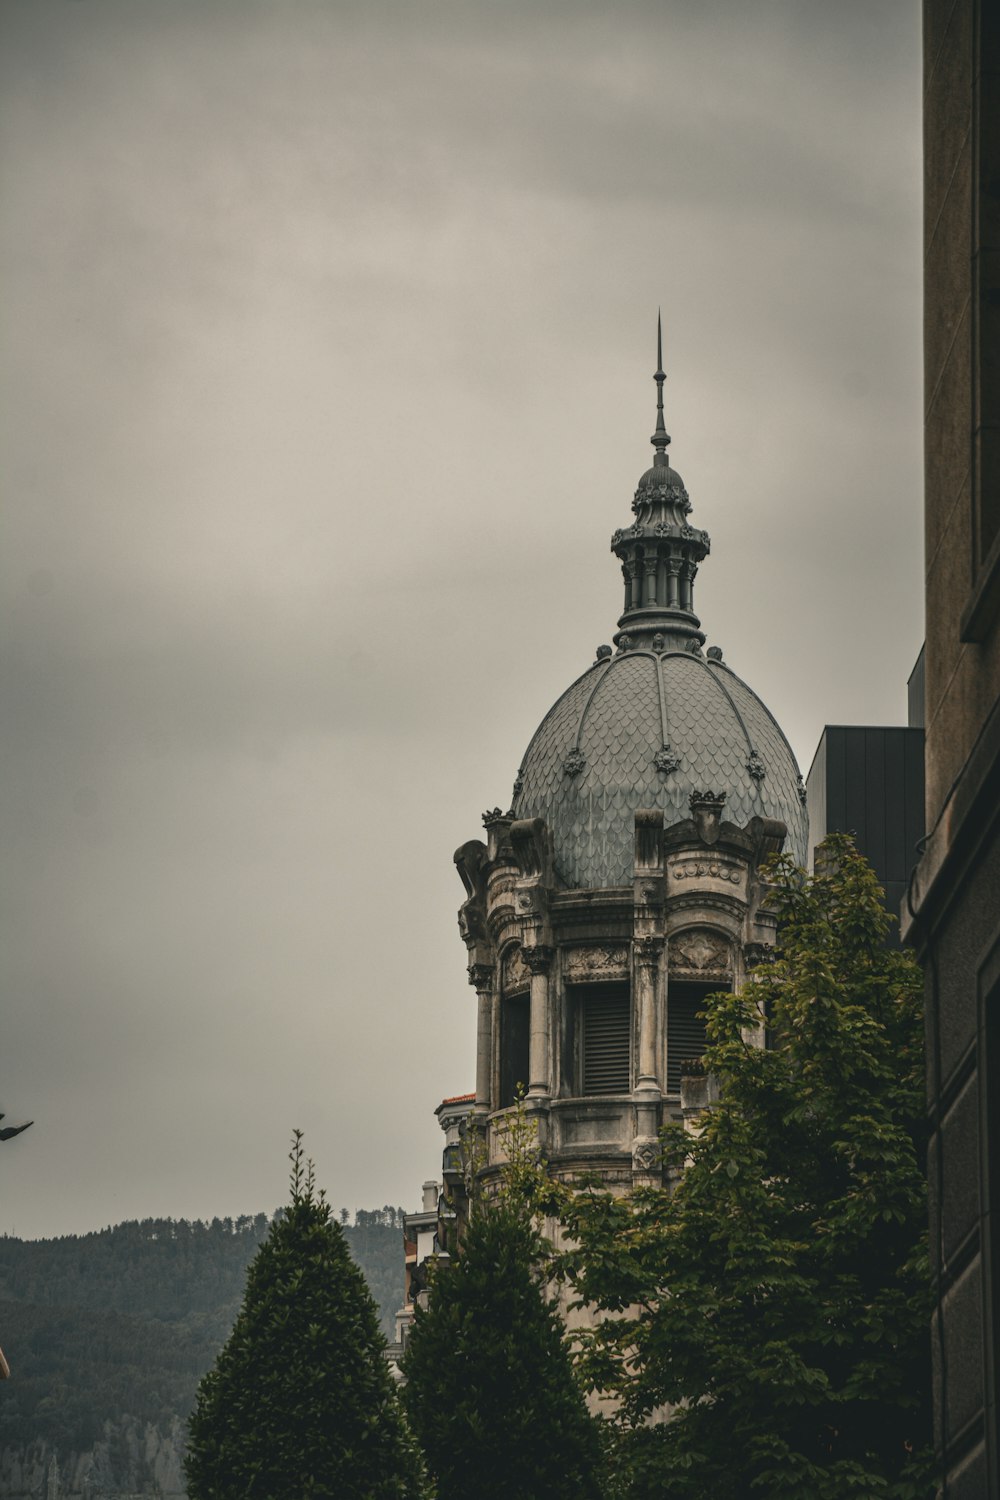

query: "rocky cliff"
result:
(0, 1416), (185, 1499)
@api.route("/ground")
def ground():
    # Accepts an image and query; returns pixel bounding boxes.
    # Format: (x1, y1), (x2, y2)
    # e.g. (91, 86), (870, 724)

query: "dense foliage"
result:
(0, 1207), (404, 1460)
(552, 837), (933, 1499)
(0, 1214), (269, 1327)
(185, 1135), (426, 1500)
(338, 1207), (408, 1332)
(403, 1127), (604, 1500)
(0, 1299), (217, 1457)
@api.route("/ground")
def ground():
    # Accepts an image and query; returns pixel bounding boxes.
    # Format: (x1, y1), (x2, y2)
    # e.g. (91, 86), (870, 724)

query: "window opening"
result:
(499, 993), (529, 1109)
(578, 982), (631, 1096)
(667, 981), (713, 1094)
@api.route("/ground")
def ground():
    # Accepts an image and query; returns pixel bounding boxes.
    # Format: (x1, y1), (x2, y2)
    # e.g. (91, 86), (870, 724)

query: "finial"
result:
(651, 309), (670, 464)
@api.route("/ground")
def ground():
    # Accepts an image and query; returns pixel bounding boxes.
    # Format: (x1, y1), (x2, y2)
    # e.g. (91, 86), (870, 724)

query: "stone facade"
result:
(455, 331), (806, 1195)
(386, 1094), (475, 1376)
(457, 797), (787, 1191)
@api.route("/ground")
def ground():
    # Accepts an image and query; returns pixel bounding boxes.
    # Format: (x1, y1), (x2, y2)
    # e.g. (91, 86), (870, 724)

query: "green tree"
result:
(554, 836), (933, 1500)
(184, 1134), (427, 1500)
(402, 1190), (605, 1500)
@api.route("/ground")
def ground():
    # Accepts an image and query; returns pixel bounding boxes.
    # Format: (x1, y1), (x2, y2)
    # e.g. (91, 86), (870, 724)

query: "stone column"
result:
(643, 553), (659, 607)
(666, 557), (681, 609)
(524, 945), (554, 1099)
(634, 936), (662, 1093)
(632, 936), (663, 1184)
(467, 963), (495, 1117)
(623, 557), (639, 611)
(680, 559), (695, 612)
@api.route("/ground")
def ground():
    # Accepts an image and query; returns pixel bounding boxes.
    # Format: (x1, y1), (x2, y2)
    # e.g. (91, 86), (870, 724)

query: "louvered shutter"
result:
(581, 986), (630, 1095)
(666, 986), (710, 1094)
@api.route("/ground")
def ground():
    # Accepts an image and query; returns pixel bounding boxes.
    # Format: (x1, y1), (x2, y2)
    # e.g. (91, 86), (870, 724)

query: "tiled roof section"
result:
(512, 649), (807, 888)
(712, 660), (808, 863)
(440, 1092), (475, 1105)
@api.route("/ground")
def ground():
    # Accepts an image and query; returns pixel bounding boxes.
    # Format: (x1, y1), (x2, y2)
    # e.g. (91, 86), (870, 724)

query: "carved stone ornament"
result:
(512, 769), (525, 797)
(635, 807), (664, 872)
(746, 750), (767, 783)
(796, 774), (807, 806)
(455, 839), (488, 902)
(636, 479), (689, 507)
(671, 930), (731, 975)
(467, 962), (494, 992)
(563, 944), (630, 982)
(670, 857), (742, 885)
(502, 945), (531, 993)
(744, 942), (774, 970)
(563, 748), (586, 778)
(510, 818), (550, 882)
(458, 903), (487, 946)
(488, 872), (516, 904)
(652, 632), (664, 651)
(482, 807), (506, 827)
(617, 634), (633, 653)
(654, 743), (681, 775)
(632, 1139), (661, 1173)
(523, 945), (554, 976)
(689, 790), (726, 814)
(636, 936), (663, 969)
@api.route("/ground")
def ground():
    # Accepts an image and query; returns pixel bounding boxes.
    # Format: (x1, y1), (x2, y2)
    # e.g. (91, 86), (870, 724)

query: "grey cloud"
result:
(0, 0), (922, 1237)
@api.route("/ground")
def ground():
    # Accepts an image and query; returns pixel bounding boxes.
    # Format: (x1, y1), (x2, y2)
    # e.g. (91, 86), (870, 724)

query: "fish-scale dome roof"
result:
(634, 461), (688, 498)
(510, 647), (807, 889)
(502, 323), (807, 887)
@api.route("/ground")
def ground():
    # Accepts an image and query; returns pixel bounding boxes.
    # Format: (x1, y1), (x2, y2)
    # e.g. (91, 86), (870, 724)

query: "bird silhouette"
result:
(0, 1117), (32, 1141)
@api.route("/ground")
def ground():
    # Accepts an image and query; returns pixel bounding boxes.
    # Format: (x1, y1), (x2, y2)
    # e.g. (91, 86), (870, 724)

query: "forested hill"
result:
(0, 1209), (404, 1498)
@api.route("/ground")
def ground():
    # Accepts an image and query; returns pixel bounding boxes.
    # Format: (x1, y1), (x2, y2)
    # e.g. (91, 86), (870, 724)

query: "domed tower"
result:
(455, 323), (808, 1189)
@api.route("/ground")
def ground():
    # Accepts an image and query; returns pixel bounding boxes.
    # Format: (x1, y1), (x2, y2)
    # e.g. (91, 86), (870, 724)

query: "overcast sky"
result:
(0, 0), (922, 1239)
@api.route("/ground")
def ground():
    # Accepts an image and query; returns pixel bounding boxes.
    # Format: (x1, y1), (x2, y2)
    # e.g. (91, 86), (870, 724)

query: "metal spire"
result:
(651, 309), (671, 463)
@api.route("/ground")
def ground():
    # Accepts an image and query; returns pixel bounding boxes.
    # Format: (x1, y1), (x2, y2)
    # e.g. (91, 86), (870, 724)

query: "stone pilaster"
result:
(633, 808), (665, 1101)
(634, 936), (663, 1094)
(523, 945), (554, 1101)
(632, 810), (665, 1181)
(467, 962), (495, 1117)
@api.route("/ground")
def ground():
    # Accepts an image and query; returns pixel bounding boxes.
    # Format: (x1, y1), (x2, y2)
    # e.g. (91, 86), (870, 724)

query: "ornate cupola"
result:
(611, 315), (710, 651)
(454, 324), (808, 1195)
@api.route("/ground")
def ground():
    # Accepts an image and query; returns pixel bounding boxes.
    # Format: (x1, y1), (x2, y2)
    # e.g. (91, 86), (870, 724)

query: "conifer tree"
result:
(402, 1124), (604, 1500)
(184, 1133), (427, 1500)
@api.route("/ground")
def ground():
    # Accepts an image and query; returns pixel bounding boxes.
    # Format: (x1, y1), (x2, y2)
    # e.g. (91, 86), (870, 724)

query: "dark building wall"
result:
(922, 0), (1000, 809)
(909, 644), (925, 729)
(805, 725), (924, 944)
(904, 2), (1000, 1492)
